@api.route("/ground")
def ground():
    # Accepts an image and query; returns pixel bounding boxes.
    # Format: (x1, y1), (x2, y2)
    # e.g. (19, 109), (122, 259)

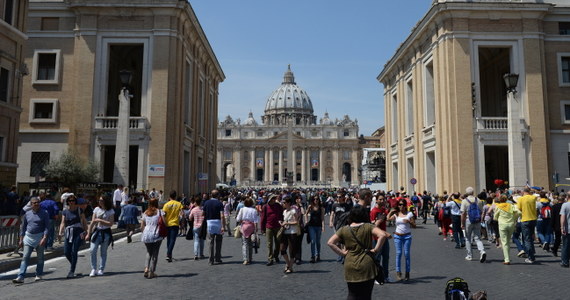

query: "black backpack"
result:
(445, 277), (469, 300)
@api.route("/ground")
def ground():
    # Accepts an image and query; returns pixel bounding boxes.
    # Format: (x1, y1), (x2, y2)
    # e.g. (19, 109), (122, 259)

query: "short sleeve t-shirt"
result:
(62, 208), (83, 227)
(93, 207), (114, 230)
(203, 199), (224, 220)
(162, 200), (183, 227)
(560, 202), (570, 233)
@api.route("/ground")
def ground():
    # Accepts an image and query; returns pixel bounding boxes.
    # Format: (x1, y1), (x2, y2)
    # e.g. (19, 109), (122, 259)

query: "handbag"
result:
(276, 226), (285, 242)
(234, 225), (242, 238)
(198, 221), (208, 239)
(156, 210), (168, 238)
(185, 219), (194, 240)
(349, 226), (385, 285)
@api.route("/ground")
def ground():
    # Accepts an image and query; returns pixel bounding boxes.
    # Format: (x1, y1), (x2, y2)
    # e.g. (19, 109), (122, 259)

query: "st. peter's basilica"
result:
(216, 66), (362, 187)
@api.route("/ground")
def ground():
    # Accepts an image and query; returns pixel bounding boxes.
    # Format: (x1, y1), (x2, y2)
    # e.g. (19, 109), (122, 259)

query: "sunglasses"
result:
(31, 202), (40, 205)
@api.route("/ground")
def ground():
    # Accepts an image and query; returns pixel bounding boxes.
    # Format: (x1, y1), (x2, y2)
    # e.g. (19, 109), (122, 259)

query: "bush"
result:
(43, 151), (100, 188)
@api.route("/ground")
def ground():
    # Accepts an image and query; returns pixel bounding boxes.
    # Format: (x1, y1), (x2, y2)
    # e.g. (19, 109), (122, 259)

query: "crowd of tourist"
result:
(5, 183), (570, 300)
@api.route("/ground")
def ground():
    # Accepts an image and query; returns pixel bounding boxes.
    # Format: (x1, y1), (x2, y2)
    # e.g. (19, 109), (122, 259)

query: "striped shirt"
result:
(189, 206), (205, 228)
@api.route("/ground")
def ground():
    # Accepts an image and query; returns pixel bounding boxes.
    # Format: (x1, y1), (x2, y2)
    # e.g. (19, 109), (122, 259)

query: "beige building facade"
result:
(17, 0), (224, 194)
(217, 67), (361, 188)
(0, 0), (28, 188)
(378, 0), (570, 193)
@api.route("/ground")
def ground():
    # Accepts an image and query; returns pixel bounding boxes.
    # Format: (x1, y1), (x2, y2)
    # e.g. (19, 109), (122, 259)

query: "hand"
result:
(18, 240), (23, 248)
(461, 225), (465, 230)
(84, 233), (90, 241)
(39, 237), (47, 247)
(340, 249), (349, 257)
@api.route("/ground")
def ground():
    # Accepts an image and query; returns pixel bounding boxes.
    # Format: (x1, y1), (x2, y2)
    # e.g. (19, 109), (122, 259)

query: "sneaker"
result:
(12, 277), (24, 284)
(166, 256), (172, 262)
(67, 272), (75, 279)
(127, 236), (132, 243)
(266, 260), (274, 266)
(524, 258), (535, 264)
(443, 238), (447, 241)
(561, 263), (569, 268)
(34, 276), (43, 282)
(465, 255), (472, 261)
(194, 256), (199, 260)
(89, 269), (97, 277)
(480, 252), (487, 263)
(517, 250), (526, 257)
(96, 270), (104, 276)
(385, 276), (396, 283)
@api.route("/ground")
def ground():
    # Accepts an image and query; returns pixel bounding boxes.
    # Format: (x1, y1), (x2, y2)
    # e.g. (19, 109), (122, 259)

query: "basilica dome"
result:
(263, 66), (316, 126)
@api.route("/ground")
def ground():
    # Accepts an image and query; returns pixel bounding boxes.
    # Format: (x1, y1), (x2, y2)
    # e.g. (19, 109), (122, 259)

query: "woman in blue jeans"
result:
(305, 196), (325, 263)
(86, 195), (114, 277)
(387, 199), (416, 281)
(58, 195), (87, 278)
(188, 197), (206, 260)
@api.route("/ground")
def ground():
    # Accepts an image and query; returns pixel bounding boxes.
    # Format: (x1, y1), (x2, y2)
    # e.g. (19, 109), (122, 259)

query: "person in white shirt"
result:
(113, 185), (123, 209)
(120, 187), (129, 207)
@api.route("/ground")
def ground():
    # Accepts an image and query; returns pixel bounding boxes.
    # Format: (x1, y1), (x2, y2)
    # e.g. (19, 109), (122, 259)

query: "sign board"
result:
(198, 172), (208, 181)
(148, 164), (165, 177)
(410, 178), (417, 185)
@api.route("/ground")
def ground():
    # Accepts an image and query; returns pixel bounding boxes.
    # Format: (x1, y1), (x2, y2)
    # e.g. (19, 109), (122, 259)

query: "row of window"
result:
(223, 150), (352, 161)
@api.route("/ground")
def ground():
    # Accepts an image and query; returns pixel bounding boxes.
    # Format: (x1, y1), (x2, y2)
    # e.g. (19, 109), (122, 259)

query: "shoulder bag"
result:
(156, 210), (168, 238)
(349, 226), (385, 285)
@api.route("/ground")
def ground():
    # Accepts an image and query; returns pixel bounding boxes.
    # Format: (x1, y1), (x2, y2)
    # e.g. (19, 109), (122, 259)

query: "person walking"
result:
(560, 195), (570, 267)
(12, 197), (50, 284)
(203, 189), (225, 265)
(121, 198), (140, 243)
(162, 190), (183, 262)
(461, 187), (487, 263)
(551, 193), (565, 257)
(328, 206), (389, 300)
(236, 197), (259, 264)
(387, 198), (416, 281)
(517, 187), (538, 263)
(446, 193), (465, 249)
(305, 195), (325, 263)
(39, 193), (59, 252)
(140, 198), (164, 278)
(494, 194), (520, 265)
(369, 193), (392, 282)
(86, 195), (115, 277)
(280, 196), (299, 274)
(188, 198), (206, 260)
(260, 194), (283, 266)
(58, 195), (88, 278)
(536, 192), (553, 252)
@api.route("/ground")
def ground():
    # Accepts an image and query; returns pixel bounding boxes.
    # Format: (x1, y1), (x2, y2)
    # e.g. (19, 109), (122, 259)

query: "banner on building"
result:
(256, 159), (264, 168)
(198, 173), (208, 181)
(311, 159), (319, 168)
(148, 164), (165, 177)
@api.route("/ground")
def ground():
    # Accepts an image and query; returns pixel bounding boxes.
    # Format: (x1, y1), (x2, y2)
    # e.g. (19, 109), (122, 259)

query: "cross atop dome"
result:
(282, 64), (296, 84)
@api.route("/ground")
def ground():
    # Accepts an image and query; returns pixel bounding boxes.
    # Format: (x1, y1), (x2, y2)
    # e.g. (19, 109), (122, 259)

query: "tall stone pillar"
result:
(113, 88), (130, 187)
(250, 148), (256, 182)
(264, 149), (270, 182)
(332, 147), (339, 186)
(235, 148), (241, 185)
(269, 148), (274, 183)
(301, 147), (306, 183)
(352, 149), (359, 186)
(319, 149), (324, 182)
(507, 88), (528, 189)
(278, 148), (284, 182)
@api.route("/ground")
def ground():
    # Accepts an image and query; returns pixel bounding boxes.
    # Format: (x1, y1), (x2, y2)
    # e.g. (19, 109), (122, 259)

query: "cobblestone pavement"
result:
(0, 217), (568, 300)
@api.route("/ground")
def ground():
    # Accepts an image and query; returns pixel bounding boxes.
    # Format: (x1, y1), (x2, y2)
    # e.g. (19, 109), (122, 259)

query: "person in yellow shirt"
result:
(516, 188), (537, 263)
(162, 191), (183, 262)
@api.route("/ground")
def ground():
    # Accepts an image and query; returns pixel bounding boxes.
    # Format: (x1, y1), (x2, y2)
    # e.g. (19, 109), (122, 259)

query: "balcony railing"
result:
(422, 124), (435, 139)
(476, 117), (507, 130)
(94, 116), (150, 130)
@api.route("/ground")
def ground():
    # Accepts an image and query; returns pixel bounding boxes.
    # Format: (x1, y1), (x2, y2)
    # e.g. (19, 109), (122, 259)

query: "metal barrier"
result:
(0, 216), (20, 252)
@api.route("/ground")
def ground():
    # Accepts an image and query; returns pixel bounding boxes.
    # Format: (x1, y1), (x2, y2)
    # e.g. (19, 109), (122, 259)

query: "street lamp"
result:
(503, 72), (527, 190)
(113, 70), (133, 187)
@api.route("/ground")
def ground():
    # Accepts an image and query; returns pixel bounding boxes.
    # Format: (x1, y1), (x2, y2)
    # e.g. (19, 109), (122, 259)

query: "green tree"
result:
(43, 151), (100, 188)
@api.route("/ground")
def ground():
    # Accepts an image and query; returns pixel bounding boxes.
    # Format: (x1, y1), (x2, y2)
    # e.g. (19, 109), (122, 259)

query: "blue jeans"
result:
(375, 238), (390, 277)
(308, 226), (322, 257)
(18, 244), (45, 278)
(90, 231), (111, 271)
(193, 227), (205, 257)
(512, 222), (525, 252)
(64, 231), (83, 273)
(521, 220), (537, 261)
(394, 234), (412, 273)
(451, 215), (465, 246)
(562, 234), (570, 266)
(536, 219), (553, 244)
(46, 219), (55, 248)
(166, 226), (179, 258)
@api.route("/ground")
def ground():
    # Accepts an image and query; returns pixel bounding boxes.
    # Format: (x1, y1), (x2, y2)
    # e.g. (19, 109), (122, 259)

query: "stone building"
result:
(0, 0), (28, 188)
(217, 66), (361, 187)
(17, 0), (224, 194)
(378, 0), (570, 193)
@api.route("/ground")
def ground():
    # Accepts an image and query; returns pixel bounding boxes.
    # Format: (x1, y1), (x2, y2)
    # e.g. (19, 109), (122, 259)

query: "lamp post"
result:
(503, 73), (527, 189)
(113, 70), (132, 187)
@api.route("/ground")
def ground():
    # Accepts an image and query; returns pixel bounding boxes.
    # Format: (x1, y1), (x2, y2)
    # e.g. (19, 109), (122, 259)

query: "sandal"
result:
(144, 270), (149, 278)
(285, 267), (293, 274)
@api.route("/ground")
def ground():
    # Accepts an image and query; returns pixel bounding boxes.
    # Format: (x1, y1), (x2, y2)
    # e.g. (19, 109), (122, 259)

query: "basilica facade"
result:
(217, 66), (361, 187)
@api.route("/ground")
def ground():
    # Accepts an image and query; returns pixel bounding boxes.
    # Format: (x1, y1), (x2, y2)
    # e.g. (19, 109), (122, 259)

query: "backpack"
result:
(443, 205), (452, 218)
(540, 203), (552, 219)
(334, 211), (350, 230)
(467, 199), (481, 223)
(445, 277), (470, 300)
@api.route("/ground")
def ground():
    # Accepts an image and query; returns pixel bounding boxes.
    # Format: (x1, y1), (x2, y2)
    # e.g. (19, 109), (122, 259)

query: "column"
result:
(301, 147), (306, 182)
(250, 148), (256, 182)
(269, 148), (274, 183)
(319, 149), (324, 183)
(352, 149), (359, 186)
(507, 89), (528, 189)
(216, 149), (222, 182)
(264, 149), (270, 182)
(235, 148), (242, 185)
(278, 148), (284, 182)
(332, 147), (339, 186)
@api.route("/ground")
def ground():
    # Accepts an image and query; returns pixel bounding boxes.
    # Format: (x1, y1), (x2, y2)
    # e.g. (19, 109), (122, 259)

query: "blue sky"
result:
(191, 0), (433, 135)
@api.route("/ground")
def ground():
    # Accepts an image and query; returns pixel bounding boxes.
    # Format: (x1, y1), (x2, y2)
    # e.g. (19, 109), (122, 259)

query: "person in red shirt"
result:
(370, 194), (393, 283)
